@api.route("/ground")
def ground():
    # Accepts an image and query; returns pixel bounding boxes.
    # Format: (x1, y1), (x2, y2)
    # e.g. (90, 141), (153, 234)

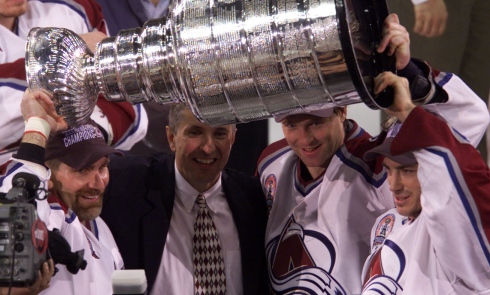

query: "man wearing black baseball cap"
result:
(43, 118), (123, 224)
(0, 90), (125, 295)
(361, 72), (490, 294)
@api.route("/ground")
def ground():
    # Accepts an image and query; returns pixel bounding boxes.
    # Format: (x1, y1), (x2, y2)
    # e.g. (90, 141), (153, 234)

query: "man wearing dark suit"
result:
(101, 104), (270, 294)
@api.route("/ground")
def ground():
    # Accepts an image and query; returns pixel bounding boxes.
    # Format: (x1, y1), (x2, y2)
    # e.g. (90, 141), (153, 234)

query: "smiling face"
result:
(281, 108), (347, 179)
(48, 157), (110, 222)
(383, 157), (422, 219)
(166, 107), (236, 192)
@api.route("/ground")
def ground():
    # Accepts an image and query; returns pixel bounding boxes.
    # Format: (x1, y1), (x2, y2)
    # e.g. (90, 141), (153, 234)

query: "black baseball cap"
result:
(45, 119), (123, 170)
(364, 121), (417, 165)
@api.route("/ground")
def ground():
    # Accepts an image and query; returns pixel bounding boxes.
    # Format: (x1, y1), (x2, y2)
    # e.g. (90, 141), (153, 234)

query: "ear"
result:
(230, 127), (237, 146)
(166, 126), (176, 152)
(338, 107), (347, 122)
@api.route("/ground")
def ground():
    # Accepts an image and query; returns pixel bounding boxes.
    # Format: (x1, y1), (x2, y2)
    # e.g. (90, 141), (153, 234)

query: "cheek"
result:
(329, 122), (345, 142)
(180, 138), (203, 154)
(218, 142), (232, 157)
(52, 171), (77, 191)
(100, 171), (110, 185)
(408, 177), (421, 192)
(56, 180), (79, 197)
(283, 130), (298, 144)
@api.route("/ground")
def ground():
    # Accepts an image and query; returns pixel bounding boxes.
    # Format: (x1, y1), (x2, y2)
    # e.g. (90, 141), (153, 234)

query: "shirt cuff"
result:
(13, 142), (46, 167)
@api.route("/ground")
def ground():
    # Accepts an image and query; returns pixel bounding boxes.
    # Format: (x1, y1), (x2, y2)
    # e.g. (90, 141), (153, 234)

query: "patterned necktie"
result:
(193, 194), (227, 295)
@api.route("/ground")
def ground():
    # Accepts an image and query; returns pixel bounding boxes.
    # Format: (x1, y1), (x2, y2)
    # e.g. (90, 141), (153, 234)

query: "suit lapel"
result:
(222, 171), (263, 295)
(142, 154), (176, 291)
(128, 0), (150, 25)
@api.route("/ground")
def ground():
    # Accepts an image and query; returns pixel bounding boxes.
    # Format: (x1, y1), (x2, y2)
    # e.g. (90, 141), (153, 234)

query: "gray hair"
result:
(168, 104), (237, 133)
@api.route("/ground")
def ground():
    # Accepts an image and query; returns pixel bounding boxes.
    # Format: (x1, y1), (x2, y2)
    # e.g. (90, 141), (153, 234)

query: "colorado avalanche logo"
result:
(266, 216), (347, 295)
(363, 240), (406, 294)
(362, 275), (402, 295)
(265, 174), (277, 213)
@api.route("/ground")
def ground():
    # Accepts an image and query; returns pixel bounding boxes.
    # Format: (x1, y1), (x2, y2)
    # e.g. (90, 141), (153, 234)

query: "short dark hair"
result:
(168, 104), (237, 133)
(45, 158), (62, 171)
(168, 103), (187, 134)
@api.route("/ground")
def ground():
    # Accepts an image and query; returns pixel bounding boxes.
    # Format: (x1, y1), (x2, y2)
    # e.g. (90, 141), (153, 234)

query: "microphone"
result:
(3, 172), (41, 203)
(13, 172), (41, 199)
(112, 270), (148, 295)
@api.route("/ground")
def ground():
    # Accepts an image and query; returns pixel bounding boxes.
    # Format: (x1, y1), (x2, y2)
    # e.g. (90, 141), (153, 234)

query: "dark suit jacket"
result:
(101, 153), (270, 294)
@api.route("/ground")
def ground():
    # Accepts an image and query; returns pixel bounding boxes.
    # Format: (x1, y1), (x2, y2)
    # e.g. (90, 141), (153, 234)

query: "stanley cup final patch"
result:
(373, 214), (395, 249)
(264, 174), (277, 213)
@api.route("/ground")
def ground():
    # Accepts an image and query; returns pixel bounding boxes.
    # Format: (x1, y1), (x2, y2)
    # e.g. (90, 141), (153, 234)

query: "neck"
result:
(300, 159), (329, 181)
(408, 211), (421, 222)
(0, 17), (16, 32)
(193, 179), (217, 194)
(81, 219), (90, 229)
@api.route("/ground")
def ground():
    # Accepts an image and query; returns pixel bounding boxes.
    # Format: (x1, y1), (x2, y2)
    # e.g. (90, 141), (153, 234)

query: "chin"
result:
(75, 206), (102, 222)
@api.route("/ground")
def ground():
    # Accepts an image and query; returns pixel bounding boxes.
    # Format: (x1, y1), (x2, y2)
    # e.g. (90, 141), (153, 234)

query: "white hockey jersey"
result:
(0, 157), (124, 295)
(257, 70), (489, 295)
(0, 0), (148, 163)
(361, 107), (490, 295)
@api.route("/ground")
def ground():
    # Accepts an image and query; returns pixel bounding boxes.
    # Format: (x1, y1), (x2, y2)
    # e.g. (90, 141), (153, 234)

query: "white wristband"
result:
(24, 117), (51, 139)
(412, 0), (429, 5)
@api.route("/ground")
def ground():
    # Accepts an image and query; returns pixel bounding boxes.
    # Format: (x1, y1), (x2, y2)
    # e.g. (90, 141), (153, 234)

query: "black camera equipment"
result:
(0, 172), (87, 287)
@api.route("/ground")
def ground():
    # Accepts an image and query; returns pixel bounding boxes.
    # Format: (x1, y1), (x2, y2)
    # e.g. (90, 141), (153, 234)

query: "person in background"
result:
(100, 103), (270, 294)
(404, 0), (448, 38)
(361, 71), (490, 294)
(256, 13), (489, 294)
(0, 0), (148, 164)
(1, 89), (126, 295)
(389, 0), (490, 161)
(96, 0), (269, 176)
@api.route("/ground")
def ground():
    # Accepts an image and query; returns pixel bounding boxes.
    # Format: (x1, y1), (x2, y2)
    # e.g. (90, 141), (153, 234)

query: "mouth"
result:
(394, 194), (410, 205)
(77, 191), (102, 202)
(301, 146), (320, 154)
(82, 195), (99, 200)
(194, 158), (216, 165)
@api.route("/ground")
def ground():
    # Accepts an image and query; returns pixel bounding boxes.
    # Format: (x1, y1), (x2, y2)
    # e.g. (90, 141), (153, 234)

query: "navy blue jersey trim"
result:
(336, 150), (386, 188)
(427, 147), (490, 265)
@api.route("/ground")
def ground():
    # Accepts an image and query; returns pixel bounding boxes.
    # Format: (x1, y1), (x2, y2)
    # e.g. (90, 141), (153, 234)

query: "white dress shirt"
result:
(151, 163), (243, 294)
(140, 0), (170, 20)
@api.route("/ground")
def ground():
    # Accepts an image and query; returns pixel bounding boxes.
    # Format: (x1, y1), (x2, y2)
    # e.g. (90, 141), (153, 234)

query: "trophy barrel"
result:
(169, 0), (395, 125)
(25, 0), (394, 126)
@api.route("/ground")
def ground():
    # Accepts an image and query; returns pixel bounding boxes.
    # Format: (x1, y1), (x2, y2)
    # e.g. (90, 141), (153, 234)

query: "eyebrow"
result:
(382, 163), (418, 169)
(215, 126), (230, 132)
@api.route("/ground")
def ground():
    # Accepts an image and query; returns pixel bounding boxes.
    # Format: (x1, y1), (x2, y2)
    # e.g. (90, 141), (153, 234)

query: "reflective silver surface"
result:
(26, 0), (393, 126)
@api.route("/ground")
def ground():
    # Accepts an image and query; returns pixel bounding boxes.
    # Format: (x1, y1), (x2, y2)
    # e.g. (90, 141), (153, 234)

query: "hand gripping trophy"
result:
(25, 0), (394, 127)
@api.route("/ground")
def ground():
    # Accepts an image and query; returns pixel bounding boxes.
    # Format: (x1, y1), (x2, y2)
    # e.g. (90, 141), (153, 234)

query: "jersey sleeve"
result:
(392, 107), (490, 291)
(73, 0), (108, 34)
(92, 97), (148, 150)
(0, 59), (27, 152)
(421, 71), (490, 147)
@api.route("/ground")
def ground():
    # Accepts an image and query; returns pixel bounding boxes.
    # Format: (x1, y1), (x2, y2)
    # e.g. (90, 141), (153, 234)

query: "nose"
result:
(297, 126), (314, 145)
(201, 134), (216, 154)
(388, 172), (403, 192)
(87, 170), (107, 191)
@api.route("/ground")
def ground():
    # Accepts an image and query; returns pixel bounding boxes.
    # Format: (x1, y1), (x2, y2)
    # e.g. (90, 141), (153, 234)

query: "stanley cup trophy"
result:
(25, 0), (395, 127)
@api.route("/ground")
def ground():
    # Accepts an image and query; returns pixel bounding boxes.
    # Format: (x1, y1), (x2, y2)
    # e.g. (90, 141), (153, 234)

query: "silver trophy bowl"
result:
(25, 0), (394, 127)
